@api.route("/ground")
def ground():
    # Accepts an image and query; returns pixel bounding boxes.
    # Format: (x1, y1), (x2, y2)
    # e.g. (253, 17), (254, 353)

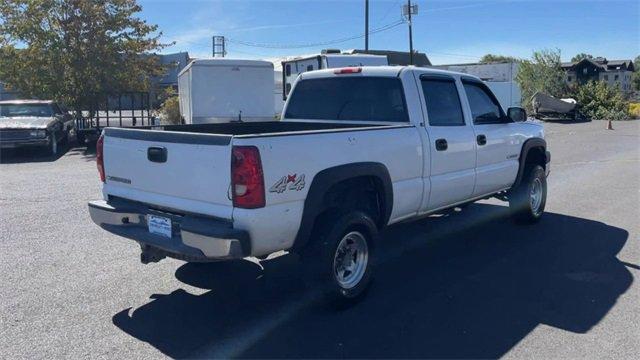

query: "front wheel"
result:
(301, 211), (378, 304)
(48, 133), (58, 156)
(509, 165), (547, 223)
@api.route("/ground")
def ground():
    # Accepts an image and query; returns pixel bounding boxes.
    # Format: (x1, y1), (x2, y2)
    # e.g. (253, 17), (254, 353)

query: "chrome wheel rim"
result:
(333, 231), (369, 290)
(530, 177), (543, 216)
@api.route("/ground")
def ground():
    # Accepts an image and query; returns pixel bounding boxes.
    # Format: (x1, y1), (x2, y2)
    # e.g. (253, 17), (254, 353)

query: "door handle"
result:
(435, 138), (448, 151)
(147, 147), (167, 163)
(477, 134), (487, 146)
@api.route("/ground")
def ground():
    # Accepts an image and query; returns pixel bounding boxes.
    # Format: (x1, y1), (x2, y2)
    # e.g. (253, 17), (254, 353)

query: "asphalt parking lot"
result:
(1, 120), (638, 359)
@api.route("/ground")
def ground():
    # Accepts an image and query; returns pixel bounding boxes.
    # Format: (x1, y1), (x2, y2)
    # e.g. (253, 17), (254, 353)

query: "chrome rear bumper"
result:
(88, 199), (250, 262)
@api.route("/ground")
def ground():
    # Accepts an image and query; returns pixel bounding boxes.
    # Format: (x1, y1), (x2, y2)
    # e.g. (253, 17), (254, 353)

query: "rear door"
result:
(417, 74), (477, 210)
(102, 128), (234, 219)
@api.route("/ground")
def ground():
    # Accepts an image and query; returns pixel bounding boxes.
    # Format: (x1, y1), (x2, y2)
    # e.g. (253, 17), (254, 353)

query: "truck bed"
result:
(144, 121), (393, 137)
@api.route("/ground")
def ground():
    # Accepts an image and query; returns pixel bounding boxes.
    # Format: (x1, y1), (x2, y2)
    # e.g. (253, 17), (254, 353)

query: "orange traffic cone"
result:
(606, 119), (614, 130)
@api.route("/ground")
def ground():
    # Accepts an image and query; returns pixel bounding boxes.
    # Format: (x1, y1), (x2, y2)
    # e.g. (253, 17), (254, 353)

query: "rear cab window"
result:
(284, 77), (409, 123)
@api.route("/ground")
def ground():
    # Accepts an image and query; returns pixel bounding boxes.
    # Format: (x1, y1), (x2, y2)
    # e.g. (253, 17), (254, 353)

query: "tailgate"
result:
(102, 128), (233, 219)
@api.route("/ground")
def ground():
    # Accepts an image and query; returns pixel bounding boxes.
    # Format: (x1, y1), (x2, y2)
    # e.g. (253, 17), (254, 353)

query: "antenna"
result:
(212, 36), (227, 57)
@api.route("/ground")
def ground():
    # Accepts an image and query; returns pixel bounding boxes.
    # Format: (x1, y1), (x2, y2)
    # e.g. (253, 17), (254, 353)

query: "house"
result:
(433, 61), (522, 109)
(562, 57), (635, 93)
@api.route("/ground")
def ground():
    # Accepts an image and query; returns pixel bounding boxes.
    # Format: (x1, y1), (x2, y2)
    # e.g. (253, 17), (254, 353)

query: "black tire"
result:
(48, 133), (58, 156)
(509, 164), (547, 224)
(301, 211), (378, 304)
(76, 132), (85, 146)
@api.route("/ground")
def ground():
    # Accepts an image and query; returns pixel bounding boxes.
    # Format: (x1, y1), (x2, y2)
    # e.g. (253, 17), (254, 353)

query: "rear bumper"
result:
(88, 199), (250, 261)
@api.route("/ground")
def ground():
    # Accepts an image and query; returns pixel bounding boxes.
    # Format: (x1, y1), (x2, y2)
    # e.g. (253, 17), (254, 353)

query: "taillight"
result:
(231, 146), (265, 209)
(334, 67), (362, 74)
(96, 133), (105, 182)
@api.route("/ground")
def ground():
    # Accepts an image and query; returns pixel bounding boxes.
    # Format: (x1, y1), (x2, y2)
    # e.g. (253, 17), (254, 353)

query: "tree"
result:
(0, 0), (170, 115)
(479, 54), (519, 64)
(515, 49), (567, 112)
(570, 81), (629, 120)
(632, 55), (640, 91)
(571, 53), (593, 62)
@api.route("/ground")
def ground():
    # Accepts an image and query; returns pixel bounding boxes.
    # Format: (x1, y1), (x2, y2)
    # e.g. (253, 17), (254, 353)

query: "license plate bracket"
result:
(148, 215), (172, 238)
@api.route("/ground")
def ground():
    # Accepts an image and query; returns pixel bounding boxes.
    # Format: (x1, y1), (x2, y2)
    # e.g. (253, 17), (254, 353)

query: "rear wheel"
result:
(509, 165), (547, 223)
(302, 211), (377, 304)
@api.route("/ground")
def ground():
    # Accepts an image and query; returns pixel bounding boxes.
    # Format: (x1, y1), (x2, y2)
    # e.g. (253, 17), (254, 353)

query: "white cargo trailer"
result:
(178, 59), (275, 124)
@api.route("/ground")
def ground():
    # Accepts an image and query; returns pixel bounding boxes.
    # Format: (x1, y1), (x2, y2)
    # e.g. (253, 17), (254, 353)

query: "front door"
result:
(417, 74), (477, 211)
(461, 79), (520, 196)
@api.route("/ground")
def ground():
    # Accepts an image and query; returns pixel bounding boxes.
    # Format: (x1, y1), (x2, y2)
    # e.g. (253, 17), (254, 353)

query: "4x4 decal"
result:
(270, 174), (306, 193)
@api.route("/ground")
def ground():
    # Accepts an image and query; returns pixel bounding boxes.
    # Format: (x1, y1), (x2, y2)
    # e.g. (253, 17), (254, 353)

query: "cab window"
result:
(421, 77), (465, 126)
(463, 81), (507, 124)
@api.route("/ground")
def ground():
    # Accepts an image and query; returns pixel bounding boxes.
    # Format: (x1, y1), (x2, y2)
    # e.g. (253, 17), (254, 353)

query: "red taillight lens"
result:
(96, 134), (105, 182)
(231, 146), (265, 209)
(334, 67), (362, 74)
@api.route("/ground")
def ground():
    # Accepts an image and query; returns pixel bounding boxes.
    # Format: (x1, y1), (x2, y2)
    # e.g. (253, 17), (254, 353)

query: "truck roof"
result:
(179, 58), (274, 77)
(299, 66), (482, 81)
(0, 99), (54, 105)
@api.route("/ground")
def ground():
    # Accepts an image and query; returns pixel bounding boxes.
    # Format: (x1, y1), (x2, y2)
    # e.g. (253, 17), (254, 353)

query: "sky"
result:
(139, 0), (640, 65)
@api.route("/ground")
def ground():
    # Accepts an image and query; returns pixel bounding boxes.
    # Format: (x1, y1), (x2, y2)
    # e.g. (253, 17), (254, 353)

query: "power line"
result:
(226, 19), (404, 49)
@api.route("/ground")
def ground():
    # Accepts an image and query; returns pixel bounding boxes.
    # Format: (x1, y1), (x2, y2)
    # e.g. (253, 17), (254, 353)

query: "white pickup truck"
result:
(89, 66), (550, 301)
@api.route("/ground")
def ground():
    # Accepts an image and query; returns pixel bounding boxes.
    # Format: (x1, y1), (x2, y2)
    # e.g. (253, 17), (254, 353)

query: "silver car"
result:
(0, 100), (76, 155)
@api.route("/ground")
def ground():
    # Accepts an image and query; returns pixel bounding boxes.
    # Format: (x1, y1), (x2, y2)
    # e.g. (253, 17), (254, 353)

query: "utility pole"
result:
(407, 0), (414, 65)
(402, 0), (418, 65)
(365, 0), (369, 51)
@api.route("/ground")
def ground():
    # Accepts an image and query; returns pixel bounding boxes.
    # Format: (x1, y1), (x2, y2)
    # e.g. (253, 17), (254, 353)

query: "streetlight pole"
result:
(365, 0), (369, 51)
(408, 0), (413, 65)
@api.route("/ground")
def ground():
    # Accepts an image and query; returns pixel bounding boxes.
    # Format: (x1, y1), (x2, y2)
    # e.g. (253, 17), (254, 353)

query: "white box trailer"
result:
(178, 59), (275, 124)
(281, 53), (388, 99)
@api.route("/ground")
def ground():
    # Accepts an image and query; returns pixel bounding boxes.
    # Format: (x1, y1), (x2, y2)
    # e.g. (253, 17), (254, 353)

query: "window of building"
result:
(583, 68), (588, 74)
(604, 75), (609, 81)
(615, 74), (619, 81)
(306, 65), (314, 72)
(421, 78), (465, 126)
(567, 76), (572, 82)
(285, 64), (291, 76)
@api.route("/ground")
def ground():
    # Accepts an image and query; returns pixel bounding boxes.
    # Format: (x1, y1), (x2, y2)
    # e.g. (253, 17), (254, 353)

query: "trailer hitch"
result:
(140, 244), (166, 264)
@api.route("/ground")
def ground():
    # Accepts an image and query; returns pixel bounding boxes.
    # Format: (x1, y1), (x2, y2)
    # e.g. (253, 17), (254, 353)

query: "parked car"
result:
(0, 100), (75, 155)
(88, 66), (550, 302)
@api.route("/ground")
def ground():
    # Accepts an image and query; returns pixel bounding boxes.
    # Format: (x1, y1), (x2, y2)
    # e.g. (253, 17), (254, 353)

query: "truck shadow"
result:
(112, 203), (633, 358)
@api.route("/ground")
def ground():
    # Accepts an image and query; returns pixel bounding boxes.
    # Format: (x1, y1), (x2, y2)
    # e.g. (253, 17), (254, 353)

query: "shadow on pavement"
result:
(112, 203), (632, 358)
(0, 140), (94, 163)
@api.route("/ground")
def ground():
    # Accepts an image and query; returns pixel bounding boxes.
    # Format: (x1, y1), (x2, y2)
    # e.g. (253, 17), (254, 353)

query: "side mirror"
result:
(507, 107), (527, 122)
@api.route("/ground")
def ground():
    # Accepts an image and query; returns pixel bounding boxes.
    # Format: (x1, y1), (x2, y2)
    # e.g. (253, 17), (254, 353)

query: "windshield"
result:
(0, 104), (54, 118)
(284, 77), (409, 123)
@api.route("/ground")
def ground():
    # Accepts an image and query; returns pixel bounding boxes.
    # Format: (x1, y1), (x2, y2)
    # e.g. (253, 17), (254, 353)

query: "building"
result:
(344, 49), (432, 67)
(562, 57), (635, 93)
(153, 52), (190, 90)
(0, 82), (20, 101)
(433, 61), (522, 109)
